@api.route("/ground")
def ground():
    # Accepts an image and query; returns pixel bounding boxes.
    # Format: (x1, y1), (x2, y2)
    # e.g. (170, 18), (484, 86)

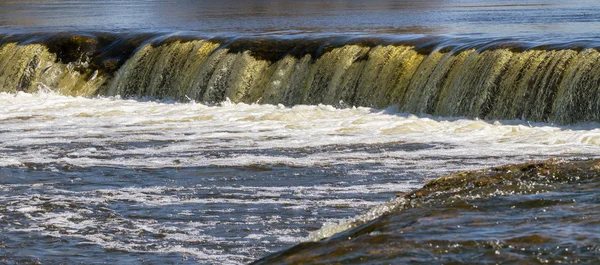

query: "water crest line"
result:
(1, 34), (599, 124)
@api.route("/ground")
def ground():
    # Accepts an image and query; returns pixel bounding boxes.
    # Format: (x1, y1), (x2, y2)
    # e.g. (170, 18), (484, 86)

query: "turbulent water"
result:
(2, 0), (600, 264)
(1, 92), (599, 264)
(3, 34), (600, 123)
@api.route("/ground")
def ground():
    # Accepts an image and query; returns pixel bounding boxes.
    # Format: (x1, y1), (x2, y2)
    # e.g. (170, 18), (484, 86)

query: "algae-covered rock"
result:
(254, 159), (600, 264)
(407, 158), (599, 199)
(45, 34), (98, 67)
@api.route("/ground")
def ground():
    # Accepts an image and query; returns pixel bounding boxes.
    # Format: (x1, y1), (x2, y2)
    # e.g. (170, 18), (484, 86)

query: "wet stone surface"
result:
(255, 159), (600, 264)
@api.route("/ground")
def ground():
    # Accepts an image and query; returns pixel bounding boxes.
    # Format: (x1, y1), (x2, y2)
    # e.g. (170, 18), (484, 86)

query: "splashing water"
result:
(1, 91), (600, 263)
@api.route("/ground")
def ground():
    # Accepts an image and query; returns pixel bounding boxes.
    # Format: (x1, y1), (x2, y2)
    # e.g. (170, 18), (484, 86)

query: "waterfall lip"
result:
(3, 31), (600, 56)
(3, 31), (600, 124)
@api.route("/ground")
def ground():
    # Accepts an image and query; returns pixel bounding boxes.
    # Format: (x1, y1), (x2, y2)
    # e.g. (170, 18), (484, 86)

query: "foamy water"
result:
(1, 91), (600, 264)
(2, 92), (599, 169)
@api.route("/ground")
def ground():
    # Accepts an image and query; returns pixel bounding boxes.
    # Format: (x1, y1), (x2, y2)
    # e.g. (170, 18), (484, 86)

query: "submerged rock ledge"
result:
(254, 159), (600, 264)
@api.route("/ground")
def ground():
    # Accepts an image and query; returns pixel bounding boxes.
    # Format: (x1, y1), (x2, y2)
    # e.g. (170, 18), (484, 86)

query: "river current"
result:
(1, 92), (599, 264)
(2, 0), (600, 264)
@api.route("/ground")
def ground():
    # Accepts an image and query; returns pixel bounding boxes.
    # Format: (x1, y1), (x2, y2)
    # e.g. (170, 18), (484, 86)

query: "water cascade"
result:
(1, 34), (599, 124)
(0, 42), (105, 96)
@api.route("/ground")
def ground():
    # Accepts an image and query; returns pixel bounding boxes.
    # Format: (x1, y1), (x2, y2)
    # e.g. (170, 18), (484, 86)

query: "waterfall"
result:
(1, 34), (599, 124)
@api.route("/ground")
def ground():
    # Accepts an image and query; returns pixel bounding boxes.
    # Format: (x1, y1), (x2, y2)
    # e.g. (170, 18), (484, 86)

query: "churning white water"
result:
(1, 91), (600, 264)
(2, 92), (599, 169)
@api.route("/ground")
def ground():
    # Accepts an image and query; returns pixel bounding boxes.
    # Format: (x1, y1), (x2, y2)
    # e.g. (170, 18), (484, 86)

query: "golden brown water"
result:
(2, 34), (600, 123)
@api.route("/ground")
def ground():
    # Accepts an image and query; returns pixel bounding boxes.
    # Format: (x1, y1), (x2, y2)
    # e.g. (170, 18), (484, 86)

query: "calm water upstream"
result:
(1, 1), (600, 264)
(1, 0), (600, 38)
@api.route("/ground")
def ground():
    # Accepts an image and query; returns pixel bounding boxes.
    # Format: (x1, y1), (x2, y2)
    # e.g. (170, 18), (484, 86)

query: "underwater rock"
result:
(253, 159), (600, 264)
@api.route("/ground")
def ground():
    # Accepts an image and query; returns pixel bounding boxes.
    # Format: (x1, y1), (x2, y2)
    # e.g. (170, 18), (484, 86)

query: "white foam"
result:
(3, 92), (600, 263)
(307, 196), (408, 241)
(1, 92), (598, 171)
(14, 206), (43, 213)
(0, 179), (414, 264)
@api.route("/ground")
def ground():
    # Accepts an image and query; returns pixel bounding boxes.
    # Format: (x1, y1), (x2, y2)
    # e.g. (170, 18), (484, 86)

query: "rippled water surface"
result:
(2, 0), (600, 39)
(1, 92), (600, 264)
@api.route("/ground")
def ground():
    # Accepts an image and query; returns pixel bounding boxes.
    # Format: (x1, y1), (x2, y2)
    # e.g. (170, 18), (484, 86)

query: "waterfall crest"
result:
(1, 34), (599, 123)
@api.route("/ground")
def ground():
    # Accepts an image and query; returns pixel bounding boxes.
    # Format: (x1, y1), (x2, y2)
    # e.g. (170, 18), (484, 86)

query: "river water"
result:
(2, 0), (600, 39)
(1, 1), (600, 264)
(1, 92), (599, 264)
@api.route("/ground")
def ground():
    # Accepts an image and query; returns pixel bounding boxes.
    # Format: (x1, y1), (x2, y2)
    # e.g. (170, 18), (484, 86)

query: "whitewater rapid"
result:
(2, 92), (599, 169)
(2, 91), (600, 264)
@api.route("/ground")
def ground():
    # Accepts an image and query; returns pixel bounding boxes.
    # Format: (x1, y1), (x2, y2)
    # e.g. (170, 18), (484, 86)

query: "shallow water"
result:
(1, 92), (600, 263)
